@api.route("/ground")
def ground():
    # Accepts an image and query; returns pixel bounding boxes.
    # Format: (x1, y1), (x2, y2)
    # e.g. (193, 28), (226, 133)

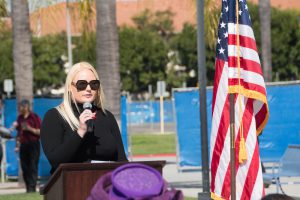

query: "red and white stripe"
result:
(210, 22), (269, 199)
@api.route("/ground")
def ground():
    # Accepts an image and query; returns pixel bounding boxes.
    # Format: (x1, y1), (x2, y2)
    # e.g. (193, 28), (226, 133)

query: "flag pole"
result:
(229, 94), (236, 200)
(230, 0), (241, 199)
(196, 0), (210, 199)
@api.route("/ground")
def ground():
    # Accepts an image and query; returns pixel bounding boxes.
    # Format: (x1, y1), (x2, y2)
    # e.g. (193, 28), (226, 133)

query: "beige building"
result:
(4, 0), (300, 37)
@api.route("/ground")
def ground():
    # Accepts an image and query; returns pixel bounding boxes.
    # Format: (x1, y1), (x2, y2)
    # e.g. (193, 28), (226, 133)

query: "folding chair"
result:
(268, 145), (300, 193)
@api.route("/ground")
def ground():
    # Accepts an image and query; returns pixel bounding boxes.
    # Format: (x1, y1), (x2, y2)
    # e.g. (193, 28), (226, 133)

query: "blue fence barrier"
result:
(3, 97), (128, 177)
(173, 89), (212, 167)
(127, 100), (174, 124)
(260, 84), (300, 162)
(173, 84), (300, 167)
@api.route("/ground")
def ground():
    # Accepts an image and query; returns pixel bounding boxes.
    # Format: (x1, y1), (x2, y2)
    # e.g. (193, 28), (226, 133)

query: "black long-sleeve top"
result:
(40, 104), (128, 174)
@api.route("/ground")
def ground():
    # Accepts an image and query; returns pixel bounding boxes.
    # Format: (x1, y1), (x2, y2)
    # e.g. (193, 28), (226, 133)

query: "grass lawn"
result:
(130, 133), (176, 155)
(0, 193), (42, 200)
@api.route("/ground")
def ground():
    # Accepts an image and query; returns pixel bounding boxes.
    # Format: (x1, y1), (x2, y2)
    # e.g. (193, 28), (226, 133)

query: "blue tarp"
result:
(260, 84), (300, 162)
(173, 84), (300, 167)
(121, 96), (129, 157)
(173, 89), (212, 167)
(3, 97), (128, 177)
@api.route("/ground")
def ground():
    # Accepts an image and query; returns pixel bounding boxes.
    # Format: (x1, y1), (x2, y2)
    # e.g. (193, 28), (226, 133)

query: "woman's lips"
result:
(83, 94), (92, 98)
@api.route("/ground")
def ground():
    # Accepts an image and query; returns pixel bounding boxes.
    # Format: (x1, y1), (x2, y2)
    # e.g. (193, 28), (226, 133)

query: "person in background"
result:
(13, 99), (41, 193)
(40, 62), (128, 174)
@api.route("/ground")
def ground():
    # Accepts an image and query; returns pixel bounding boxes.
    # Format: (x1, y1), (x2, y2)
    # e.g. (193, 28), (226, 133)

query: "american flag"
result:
(210, 0), (269, 199)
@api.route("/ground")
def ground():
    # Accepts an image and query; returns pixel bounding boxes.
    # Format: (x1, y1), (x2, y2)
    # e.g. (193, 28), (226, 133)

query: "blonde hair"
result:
(56, 62), (106, 131)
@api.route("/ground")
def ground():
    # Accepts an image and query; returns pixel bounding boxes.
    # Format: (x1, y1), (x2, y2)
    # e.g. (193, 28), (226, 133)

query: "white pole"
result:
(66, 0), (73, 67)
(148, 85), (154, 130)
(160, 96), (164, 134)
(126, 92), (132, 161)
(1, 140), (6, 182)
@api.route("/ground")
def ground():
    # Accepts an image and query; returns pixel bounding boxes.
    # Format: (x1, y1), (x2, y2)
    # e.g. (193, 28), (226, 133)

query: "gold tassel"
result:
(239, 137), (247, 164)
(211, 192), (226, 200)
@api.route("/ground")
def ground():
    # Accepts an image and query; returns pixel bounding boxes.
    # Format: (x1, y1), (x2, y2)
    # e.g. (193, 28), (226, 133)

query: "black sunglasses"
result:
(72, 80), (100, 91)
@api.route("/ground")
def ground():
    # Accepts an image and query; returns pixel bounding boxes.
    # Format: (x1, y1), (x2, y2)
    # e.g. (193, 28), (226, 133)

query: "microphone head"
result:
(83, 102), (92, 110)
(0, 126), (11, 135)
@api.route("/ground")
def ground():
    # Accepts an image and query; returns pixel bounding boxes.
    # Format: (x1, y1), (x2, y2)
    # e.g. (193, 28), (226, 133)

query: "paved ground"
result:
(128, 123), (176, 134)
(0, 155), (299, 199)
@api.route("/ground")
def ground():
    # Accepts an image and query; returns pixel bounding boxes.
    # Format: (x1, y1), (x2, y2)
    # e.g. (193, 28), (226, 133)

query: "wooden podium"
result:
(40, 161), (166, 200)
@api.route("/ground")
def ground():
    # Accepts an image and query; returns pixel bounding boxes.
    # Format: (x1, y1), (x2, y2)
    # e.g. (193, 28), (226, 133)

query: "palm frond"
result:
(0, 0), (7, 17)
(190, 0), (219, 49)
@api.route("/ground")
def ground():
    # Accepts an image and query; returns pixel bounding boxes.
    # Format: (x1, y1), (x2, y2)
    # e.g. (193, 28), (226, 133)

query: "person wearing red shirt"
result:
(14, 99), (41, 193)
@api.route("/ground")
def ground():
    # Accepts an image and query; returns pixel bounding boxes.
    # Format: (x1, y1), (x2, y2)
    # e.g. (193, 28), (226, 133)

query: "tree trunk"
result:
(259, 0), (272, 82)
(11, 0), (33, 103)
(96, 0), (120, 120)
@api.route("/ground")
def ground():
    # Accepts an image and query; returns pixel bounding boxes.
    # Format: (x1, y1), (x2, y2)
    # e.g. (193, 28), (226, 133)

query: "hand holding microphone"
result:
(77, 102), (96, 137)
(83, 102), (95, 133)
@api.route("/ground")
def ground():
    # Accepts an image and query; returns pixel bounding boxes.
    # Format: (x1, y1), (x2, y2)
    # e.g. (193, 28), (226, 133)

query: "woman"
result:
(41, 62), (128, 174)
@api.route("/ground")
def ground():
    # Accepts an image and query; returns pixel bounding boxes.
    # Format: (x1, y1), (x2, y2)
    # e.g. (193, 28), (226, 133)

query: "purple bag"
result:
(87, 163), (183, 200)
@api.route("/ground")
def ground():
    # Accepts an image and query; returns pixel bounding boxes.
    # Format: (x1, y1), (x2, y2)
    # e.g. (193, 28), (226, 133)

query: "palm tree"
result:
(259, 0), (272, 82)
(95, 0), (121, 120)
(0, 0), (6, 17)
(192, 0), (219, 49)
(11, 0), (33, 103)
(0, 0), (9, 34)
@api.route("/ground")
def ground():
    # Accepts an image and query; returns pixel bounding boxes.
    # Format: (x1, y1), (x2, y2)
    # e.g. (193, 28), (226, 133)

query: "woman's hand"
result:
(77, 109), (96, 138)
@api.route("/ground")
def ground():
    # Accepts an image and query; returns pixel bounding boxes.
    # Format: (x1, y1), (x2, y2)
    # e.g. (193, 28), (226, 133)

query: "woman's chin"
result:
(83, 97), (95, 102)
(77, 97), (94, 104)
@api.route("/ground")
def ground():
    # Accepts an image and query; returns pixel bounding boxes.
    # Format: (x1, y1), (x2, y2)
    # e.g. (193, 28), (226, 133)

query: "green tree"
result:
(270, 9), (300, 81)
(249, 3), (300, 81)
(32, 34), (67, 92)
(133, 9), (175, 42)
(0, 31), (13, 92)
(164, 50), (188, 89)
(119, 27), (168, 94)
(259, 0), (272, 81)
(170, 23), (216, 86)
(0, 31), (69, 95)
(131, 9), (192, 91)
(170, 24), (198, 86)
(73, 32), (96, 66)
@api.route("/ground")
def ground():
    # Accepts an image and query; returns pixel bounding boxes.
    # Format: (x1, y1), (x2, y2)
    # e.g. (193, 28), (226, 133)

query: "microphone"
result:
(0, 126), (13, 139)
(83, 102), (94, 132)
